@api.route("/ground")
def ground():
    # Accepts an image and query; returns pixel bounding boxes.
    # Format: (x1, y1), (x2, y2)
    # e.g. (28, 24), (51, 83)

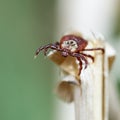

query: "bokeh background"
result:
(0, 0), (55, 120)
(0, 0), (120, 120)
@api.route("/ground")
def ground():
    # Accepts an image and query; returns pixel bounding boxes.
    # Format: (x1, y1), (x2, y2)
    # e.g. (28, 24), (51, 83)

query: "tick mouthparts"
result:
(61, 51), (68, 57)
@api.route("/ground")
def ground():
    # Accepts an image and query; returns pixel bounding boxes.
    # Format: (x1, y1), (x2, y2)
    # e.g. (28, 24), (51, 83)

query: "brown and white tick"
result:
(35, 34), (104, 75)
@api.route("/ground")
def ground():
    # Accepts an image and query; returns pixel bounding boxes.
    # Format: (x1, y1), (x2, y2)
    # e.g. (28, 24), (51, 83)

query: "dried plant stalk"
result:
(48, 33), (115, 120)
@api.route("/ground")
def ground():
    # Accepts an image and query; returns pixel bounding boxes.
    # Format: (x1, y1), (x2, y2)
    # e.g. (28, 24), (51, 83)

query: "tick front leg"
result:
(35, 42), (60, 57)
(43, 43), (63, 55)
(43, 44), (58, 56)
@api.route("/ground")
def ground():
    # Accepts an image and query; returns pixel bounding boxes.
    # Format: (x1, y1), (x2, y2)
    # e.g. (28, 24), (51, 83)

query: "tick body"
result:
(35, 34), (104, 75)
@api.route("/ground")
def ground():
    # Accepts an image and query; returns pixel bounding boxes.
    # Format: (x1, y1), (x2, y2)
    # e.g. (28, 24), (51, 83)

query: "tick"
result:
(35, 34), (104, 75)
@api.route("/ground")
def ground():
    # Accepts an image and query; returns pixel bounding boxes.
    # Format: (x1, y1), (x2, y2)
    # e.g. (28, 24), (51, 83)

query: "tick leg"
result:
(83, 48), (104, 53)
(77, 57), (83, 75)
(35, 42), (60, 56)
(43, 45), (57, 56)
(43, 44), (63, 56)
(70, 53), (88, 75)
(80, 53), (94, 62)
(79, 54), (88, 69)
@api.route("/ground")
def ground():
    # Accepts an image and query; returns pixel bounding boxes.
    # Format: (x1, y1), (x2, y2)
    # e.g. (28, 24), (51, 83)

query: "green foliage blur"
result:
(0, 0), (55, 120)
(112, 1), (120, 100)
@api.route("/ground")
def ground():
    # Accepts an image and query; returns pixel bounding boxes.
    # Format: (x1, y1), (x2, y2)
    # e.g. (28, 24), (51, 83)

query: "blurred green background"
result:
(0, 0), (120, 120)
(0, 0), (55, 120)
